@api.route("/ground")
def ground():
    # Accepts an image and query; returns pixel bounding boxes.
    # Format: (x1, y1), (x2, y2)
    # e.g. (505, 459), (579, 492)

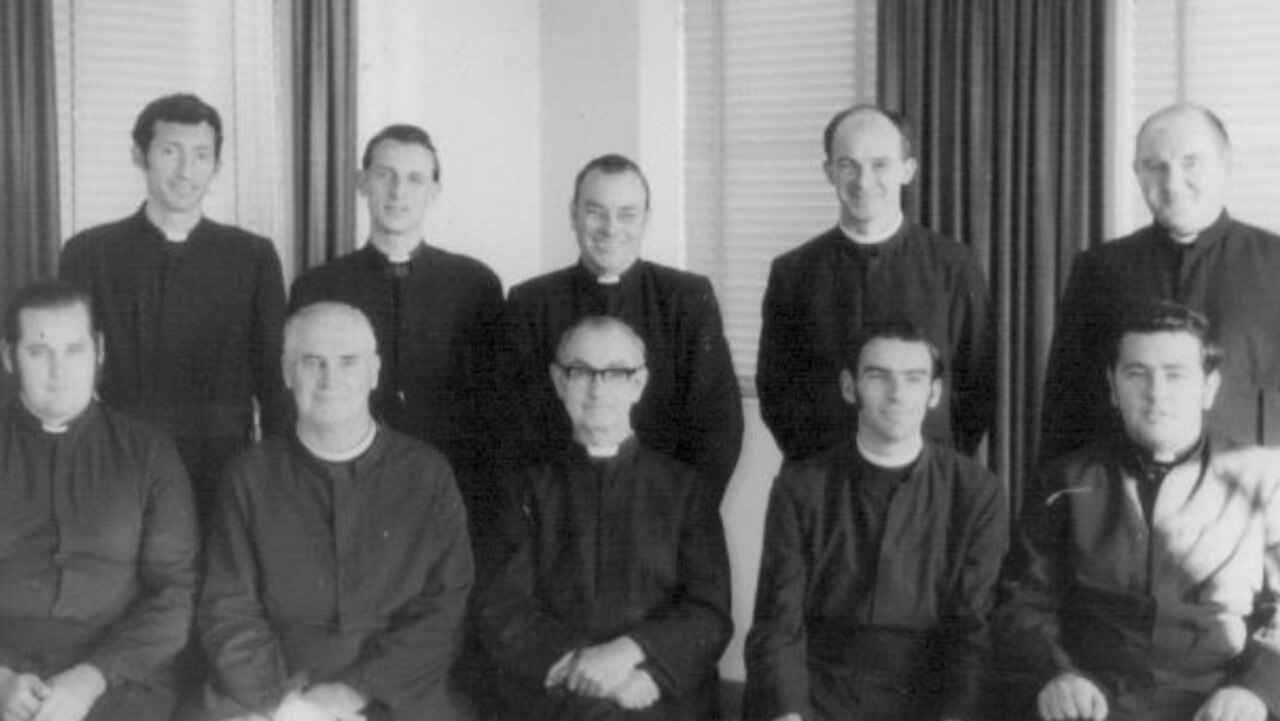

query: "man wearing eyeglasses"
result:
(500, 154), (743, 502)
(478, 316), (732, 721)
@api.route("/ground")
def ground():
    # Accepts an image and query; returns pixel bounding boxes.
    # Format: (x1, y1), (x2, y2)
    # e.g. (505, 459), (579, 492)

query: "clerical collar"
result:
(143, 202), (201, 242)
(855, 434), (923, 469)
(299, 421), (379, 462)
(839, 213), (904, 245)
(370, 238), (422, 264)
(1124, 433), (1204, 479)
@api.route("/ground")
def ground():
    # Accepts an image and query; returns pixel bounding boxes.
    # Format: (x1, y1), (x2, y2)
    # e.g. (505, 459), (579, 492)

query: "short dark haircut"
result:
(132, 93), (224, 159)
(1137, 102), (1231, 155)
(1108, 300), (1222, 373)
(362, 124), (441, 181)
(4, 281), (98, 345)
(572, 154), (651, 210)
(823, 104), (916, 161)
(843, 320), (944, 380)
(554, 315), (648, 367)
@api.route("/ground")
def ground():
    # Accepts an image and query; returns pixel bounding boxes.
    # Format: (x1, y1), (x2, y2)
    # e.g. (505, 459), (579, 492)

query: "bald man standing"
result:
(757, 105), (994, 461)
(1041, 103), (1280, 463)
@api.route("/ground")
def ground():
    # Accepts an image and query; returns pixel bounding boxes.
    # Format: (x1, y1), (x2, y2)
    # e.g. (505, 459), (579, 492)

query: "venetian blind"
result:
(1115, 0), (1280, 236)
(683, 0), (878, 392)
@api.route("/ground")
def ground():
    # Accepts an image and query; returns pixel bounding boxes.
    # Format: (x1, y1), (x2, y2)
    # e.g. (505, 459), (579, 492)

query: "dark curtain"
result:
(0, 0), (61, 401)
(292, 0), (358, 273)
(878, 0), (1106, 514)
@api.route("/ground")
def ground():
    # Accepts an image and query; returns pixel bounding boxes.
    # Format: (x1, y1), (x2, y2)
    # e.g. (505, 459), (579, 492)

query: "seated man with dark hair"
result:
(0, 281), (198, 721)
(197, 302), (474, 721)
(745, 321), (1007, 721)
(1000, 301), (1280, 721)
(478, 315), (732, 720)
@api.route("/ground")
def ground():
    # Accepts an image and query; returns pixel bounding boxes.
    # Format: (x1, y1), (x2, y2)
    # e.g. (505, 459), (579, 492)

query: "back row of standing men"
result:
(0, 92), (1276, 721)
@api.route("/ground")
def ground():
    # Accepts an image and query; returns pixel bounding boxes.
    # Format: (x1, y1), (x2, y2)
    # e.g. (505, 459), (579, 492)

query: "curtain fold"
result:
(878, 0), (1106, 513)
(292, 0), (358, 273)
(0, 0), (61, 400)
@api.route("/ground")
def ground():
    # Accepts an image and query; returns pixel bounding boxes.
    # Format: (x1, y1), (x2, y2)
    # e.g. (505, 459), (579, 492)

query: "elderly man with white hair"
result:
(197, 302), (474, 721)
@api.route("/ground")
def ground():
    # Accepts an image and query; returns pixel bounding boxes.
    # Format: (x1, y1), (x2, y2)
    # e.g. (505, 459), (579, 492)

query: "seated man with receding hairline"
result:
(478, 315), (732, 721)
(197, 302), (474, 721)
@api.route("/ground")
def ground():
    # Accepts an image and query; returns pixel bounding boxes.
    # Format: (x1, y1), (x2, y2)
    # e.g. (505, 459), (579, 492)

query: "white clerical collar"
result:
(299, 421), (379, 462)
(856, 434), (923, 469)
(585, 443), (621, 458)
(839, 213), (904, 245)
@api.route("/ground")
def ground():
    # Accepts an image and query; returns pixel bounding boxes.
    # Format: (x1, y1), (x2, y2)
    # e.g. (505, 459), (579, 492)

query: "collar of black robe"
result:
(8, 397), (102, 442)
(565, 433), (641, 469)
(356, 239), (430, 272)
(571, 257), (645, 296)
(1117, 431), (1206, 522)
(128, 202), (213, 246)
(827, 219), (912, 262)
(289, 421), (389, 477)
(1153, 209), (1232, 261)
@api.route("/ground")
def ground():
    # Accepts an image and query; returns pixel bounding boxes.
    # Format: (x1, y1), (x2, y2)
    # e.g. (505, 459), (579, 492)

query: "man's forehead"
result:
(152, 120), (216, 143)
(1117, 330), (1203, 362)
(18, 304), (92, 339)
(369, 139), (437, 171)
(292, 316), (376, 354)
(1138, 112), (1222, 156)
(560, 326), (643, 365)
(833, 112), (902, 153)
(578, 170), (647, 204)
(858, 337), (933, 370)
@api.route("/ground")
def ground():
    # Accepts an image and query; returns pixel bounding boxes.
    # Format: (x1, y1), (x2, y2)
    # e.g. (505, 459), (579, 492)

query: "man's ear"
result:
(131, 144), (148, 172)
(1202, 368), (1222, 411)
(94, 332), (105, 371)
(550, 363), (568, 403)
(839, 368), (858, 406)
(1106, 367), (1119, 408)
(369, 353), (382, 391)
(927, 377), (942, 409)
(1, 341), (13, 376)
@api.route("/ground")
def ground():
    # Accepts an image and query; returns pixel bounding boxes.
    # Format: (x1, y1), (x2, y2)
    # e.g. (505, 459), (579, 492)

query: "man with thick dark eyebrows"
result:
(1002, 302), (1280, 721)
(746, 321), (1007, 721)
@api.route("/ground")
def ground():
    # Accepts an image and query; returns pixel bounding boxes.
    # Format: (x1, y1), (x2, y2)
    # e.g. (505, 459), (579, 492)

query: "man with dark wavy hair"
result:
(1002, 301), (1280, 721)
(60, 92), (288, 528)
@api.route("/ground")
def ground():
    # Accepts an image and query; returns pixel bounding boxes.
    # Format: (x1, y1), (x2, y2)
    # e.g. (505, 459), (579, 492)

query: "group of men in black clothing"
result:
(0, 91), (1277, 721)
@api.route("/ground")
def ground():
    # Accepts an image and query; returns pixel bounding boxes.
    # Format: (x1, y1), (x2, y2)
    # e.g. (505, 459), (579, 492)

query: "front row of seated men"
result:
(0, 281), (1276, 721)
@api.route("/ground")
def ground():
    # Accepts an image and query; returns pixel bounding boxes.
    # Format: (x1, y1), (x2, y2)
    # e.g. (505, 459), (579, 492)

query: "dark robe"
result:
(198, 428), (473, 721)
(756, 223), (994, 461)
(59, 205), (288, 522)
(744, 441), (1007, 721)
(500, 260), (743, 500)
(997, 436), (1280, 721)
(1040, 212), (1280, 464)
(477, 440), (733, 721)
(0, 400), (198, 720)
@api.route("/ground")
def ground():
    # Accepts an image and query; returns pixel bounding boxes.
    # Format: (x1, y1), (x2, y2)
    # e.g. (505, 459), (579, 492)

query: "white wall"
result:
(357, 0), (543, 289)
